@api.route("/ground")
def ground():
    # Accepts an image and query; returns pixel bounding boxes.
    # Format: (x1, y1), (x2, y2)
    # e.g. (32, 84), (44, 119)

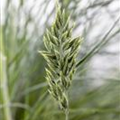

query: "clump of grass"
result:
(39, 3), (82, 120)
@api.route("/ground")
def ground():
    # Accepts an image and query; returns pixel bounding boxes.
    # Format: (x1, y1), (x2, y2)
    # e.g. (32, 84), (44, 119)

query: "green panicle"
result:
(39, 1), (82, 115)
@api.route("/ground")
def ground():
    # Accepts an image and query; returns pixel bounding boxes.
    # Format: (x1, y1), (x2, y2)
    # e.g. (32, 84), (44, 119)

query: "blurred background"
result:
(0, 0), (120, 120)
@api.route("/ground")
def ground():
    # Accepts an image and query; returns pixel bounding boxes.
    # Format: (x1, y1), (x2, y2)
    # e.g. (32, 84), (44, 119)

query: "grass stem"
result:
(65, 109), (69, 120)
(0, 55), (12, 120)
(0, 27), (12, 120)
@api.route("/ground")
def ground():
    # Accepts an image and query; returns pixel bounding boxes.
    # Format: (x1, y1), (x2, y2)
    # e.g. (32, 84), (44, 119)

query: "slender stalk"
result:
(0, 27), (12, 120)
(65, 109), (69, 120)
(24, 82), (30, 120)
(1, 59), (13, 120)
(65, 91), (69, 120)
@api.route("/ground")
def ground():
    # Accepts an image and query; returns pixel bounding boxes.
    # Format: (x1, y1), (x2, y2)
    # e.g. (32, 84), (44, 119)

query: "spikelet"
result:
(39, 3), (82, 112)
